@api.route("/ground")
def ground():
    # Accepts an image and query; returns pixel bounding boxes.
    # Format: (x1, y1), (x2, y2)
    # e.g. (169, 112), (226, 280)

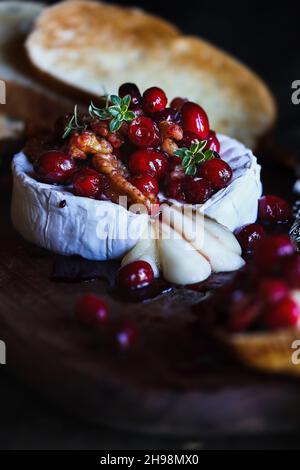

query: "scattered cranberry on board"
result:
(235, 223), (265, 253)
(117, 261), (154, 290)
(75, 294), (108, 326)
(258, 195), (291, 224)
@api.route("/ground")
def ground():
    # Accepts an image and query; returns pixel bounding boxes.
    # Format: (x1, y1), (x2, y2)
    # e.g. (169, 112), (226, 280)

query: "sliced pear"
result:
(122, 221), (160, 277)
(162, 205), (245, 273)
(158, 222), (211, 285)
(200, 213), (242, 255)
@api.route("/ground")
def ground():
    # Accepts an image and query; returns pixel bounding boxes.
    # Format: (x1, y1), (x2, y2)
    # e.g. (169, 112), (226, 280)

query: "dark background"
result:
(1, 0), (300, 450)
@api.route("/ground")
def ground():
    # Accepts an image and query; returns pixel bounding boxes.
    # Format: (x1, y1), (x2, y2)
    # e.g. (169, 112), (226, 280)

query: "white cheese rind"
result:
(11, 152), (149, 260)
(11, 133), (261, 260)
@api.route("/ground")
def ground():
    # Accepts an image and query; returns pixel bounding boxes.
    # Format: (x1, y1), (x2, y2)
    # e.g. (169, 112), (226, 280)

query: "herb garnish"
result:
(174, 140), (216, 176)
(62, 105), (87, 139)
(89, 94), (136, 132)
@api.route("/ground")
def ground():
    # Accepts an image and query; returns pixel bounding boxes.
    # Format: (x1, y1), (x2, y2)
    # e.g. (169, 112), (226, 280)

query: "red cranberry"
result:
(115, 321), (138, 350)
(128, 116), (160, 147)
(258, 195), (291, 224)
(73, 168), (103, 198)
(142, 87), (167, 114)
(183, 177), (214, 204)
(178, 130), (201, 149)
(181, 101), (210, 139)
(205, 130), (220, 153)
(253, 235), (295, 272)
(280, 254), (300, 288)
(118, 83), (142, 109)
(259, 279), (289, 305)
(151, 108), (182, 125)
(75, 294), (108, 326)
(235, 223), (265, 253)
(129, 149), (169, 180)
(165, 179), (185, 201)
(170, 97), (188, 111)
(197, 158), (232, 189)
(128, 174), (159, 197)
(117, 261), (154, 290)
(226, 295), (262, 332)
(263, 296), (300, 330)
(34, 150), (76, 184)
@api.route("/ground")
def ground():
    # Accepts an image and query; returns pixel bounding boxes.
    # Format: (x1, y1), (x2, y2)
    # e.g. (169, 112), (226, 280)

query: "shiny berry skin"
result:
(253, 235), (295, 272)
(263, 296), (300, 330)
(118, 82), (142, 109)
(75, 294), (108, 326)
(128, 117), (159, 147)
(170, 97), (188, 111)
(73, 168), (103, 199)
(115, 321), (138, 350)
(258, 195), (291, 224)
(128, 174), (159, 197)
(117, 261), (154, 290)
(235, 223), (265, 253)
(281, 254), (300, 288)
(129, 149), (169, 180)
(34, 150), (76, 184)
(205, 130), (220, 153)
(197, 158), (232, 189)
(151, 108), (182, 125)
(142, 87), (167, 114)
(178, 130), (201, 149)
(259, 279), (289, 305)
(165, 179), (185, 201)
(181, 101), (210, 139)
(183, 177), (214, 204)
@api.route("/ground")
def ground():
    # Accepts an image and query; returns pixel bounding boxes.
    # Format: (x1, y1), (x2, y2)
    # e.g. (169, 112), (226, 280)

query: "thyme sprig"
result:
(89, 94), (135, 132)
(62, 105), (87, 139)
(174, 139), (216, 176)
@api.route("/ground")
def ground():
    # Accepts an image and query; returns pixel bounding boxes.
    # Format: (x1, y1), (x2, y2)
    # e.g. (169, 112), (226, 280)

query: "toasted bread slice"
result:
(26, 0), (276, 148)
(0, 1), (79, 138)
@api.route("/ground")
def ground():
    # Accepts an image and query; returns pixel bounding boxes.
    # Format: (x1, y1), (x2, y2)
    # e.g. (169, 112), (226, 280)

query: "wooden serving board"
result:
(1, 152), (300, 438)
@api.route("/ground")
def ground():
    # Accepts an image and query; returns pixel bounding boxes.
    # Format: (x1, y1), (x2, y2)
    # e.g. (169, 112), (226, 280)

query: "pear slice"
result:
(162, 205), (245, 273)
(122, 220), (160, 277)
(200, 212), (242, 255)
(158, 222), (211, 285)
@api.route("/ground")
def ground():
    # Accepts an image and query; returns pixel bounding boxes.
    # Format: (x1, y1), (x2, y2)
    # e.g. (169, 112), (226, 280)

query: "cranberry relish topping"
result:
(25, 83), (230, 208)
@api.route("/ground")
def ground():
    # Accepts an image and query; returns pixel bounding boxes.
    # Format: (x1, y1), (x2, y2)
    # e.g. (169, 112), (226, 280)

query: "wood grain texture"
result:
(1, 155), (300, 437)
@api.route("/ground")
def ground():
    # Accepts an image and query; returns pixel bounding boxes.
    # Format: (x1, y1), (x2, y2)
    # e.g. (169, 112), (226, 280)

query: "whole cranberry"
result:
(128, 174), (159, 197)
(263, 296), (300, 330)
(258, 195), (291, 224)
(181, 101), (210, 139)
(151, 107), (182, 125)
(205, 130), (220, 153)
(117, 261), (154, 290)
(178, 130), (201, 149)
(165, 179), (186, 201)
(128, 116), (160, 147)
(281, 254), (300, 288)
(34, 150), (76, 184)
(259, 279), (289, 305)
(129, 149), (169, 180)
(73, 168), (103, 199)
(183, 177), (214, 204)
(226, 295), (262, 332)
(142, 87), (168, 114)
(235, 223), (265, 253)
(197, 158), (232, 189)
(118, 83), (142, 109)
(170, 97), (188, 111)
(75, 294), (108, 326)
(253, 235), (295, 272)
(115, 321), (138, 350)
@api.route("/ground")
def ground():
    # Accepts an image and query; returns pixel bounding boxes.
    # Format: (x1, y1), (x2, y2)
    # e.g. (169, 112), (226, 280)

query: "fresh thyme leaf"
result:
(109, 117), (122, 132)
(122, 94), (131, 109)
(62, 105), (87, 139)
(174, 138), (215, 175)
(89, 94), (135, 131)
(110, 95), (122, 107)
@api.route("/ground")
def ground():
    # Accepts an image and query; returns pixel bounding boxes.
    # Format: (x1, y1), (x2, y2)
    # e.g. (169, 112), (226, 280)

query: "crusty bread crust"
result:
(26, 0), (276, 148)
